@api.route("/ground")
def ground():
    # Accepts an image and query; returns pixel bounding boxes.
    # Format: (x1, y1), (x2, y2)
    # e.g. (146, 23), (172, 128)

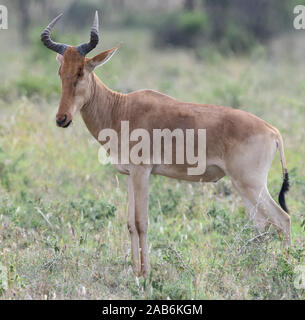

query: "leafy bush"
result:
(14, 73), (59, 98)
(121, 12), (161, 29)
(219, 22), (256, 53)
(71, 198), (116, 231)
(154, 0), (298, 53)
(205, 203), (231, 235)
(65, 1), (104, 29)
(149, 181), (182, 219)
(154, 11), (209, 48)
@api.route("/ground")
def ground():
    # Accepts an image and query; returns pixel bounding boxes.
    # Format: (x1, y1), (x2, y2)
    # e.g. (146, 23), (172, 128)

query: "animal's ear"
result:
(56, 53), (64, 65)
(85, 45), (120, 72)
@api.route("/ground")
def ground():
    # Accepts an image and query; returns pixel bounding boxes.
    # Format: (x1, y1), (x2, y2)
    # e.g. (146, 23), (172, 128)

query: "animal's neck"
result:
(80, 73), (127, 140)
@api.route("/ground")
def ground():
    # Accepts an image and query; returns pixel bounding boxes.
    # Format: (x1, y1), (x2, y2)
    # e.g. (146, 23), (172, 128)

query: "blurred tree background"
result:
(3, 0), (304, 52)
(1, 0), (304, 99)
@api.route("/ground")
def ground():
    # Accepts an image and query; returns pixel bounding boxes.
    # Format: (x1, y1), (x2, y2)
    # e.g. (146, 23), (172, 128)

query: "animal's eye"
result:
(77, 71), (83, 78)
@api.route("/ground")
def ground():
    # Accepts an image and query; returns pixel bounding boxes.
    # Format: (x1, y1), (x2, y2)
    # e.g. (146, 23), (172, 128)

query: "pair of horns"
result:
(41, 11), (99, 56)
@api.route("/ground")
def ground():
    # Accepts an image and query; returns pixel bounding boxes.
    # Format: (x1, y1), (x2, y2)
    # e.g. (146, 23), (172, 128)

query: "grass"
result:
(0, 29), (304, 299)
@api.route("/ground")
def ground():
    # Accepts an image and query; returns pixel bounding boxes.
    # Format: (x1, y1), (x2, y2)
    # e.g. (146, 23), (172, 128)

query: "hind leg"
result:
(238, 190), (270, 232)
(226, 134), (291, 245)
(231, 178), (291, 245)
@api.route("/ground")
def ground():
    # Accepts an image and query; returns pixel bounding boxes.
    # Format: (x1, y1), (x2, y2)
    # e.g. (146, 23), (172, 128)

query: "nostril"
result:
(56, 115), (67, 126)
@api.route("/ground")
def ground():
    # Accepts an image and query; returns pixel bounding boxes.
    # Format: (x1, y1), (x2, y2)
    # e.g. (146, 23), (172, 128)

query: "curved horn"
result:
(76, 11), (99, 56)
(41, 13), (68, 55)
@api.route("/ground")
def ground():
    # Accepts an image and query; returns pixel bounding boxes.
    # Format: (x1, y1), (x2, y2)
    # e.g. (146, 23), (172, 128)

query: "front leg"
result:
(127, 175), (140, 275)
(129, 165), (152, 277)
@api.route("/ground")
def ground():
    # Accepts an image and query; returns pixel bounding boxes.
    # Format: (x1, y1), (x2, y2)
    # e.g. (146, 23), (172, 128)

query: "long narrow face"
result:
(56, 46), (119, 128)
(40, 12), (119, 128)
(56, 47), (92, 128)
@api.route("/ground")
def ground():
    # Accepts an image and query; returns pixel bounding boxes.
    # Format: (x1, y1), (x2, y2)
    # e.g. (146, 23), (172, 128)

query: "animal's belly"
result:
(151, 164), (225, 182)
(113, 162), (226, 183)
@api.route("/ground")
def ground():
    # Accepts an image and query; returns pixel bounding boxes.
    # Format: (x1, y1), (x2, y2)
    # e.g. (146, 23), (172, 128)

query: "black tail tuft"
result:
(278, 171), (290, 213)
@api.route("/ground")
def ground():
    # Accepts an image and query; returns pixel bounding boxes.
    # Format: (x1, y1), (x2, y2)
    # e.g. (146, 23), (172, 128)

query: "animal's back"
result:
(126, 89), (275, 142)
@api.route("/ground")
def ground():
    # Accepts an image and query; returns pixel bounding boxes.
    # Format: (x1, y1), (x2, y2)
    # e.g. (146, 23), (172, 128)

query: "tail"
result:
(277, 134), (290, 213)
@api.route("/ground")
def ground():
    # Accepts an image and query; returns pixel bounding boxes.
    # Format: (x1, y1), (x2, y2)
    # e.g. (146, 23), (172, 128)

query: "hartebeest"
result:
(41, 12), (291, 277)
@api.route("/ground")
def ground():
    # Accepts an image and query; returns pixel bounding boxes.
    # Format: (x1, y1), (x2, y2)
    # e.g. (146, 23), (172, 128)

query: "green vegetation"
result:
(0, 5), (305, 299)
(153, 0), (304, 52)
